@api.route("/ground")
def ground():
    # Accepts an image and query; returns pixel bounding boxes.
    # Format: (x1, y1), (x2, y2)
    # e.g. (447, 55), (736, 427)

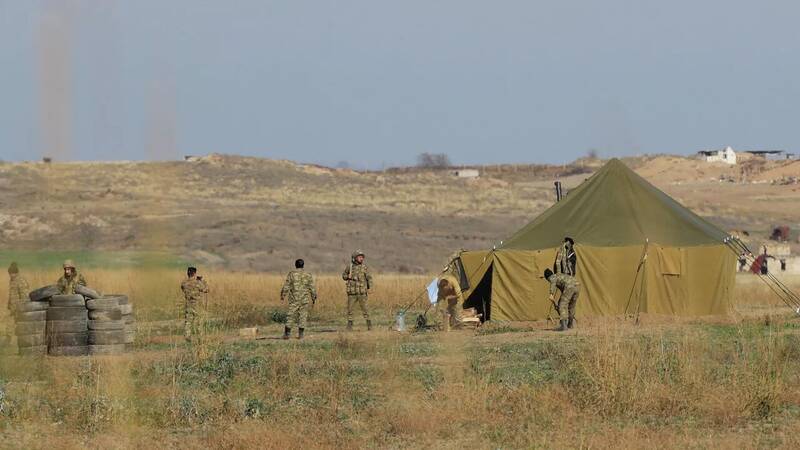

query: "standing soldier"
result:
(57, 260), (87, 294)
(7, 262), (30, 315)
(544, 268), (580, 331)
(280, 259), (317, 340)
(180, 267), (209, 343)
(342, 250), (373, 331)
(554, 237), (576, 275)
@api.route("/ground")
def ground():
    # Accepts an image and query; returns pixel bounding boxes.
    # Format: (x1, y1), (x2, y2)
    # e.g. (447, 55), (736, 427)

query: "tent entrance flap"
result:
(463, 264), (493, 322)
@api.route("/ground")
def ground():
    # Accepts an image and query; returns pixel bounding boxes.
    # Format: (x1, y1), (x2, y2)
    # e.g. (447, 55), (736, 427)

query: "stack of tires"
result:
(47, 294), (89, 356)
(86, 296), (127, 355)
(118, 295), (136, 348)
(16, 285), (60, 356)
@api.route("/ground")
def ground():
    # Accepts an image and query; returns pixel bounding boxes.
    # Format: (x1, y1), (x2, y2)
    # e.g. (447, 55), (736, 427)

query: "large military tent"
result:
(459, 158), (735, 321)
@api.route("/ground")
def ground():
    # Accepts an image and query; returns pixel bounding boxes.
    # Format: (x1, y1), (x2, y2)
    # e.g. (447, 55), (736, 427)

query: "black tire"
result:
(48, 345), (89, 357)
(50, 294), (86, 308)
(16, 333), (46, 347)
(119, 304), (133, 315)
(15, 321), (45, 336)
(89, 344), (127, 355)
(88, 320), (125, 331)
(47, 307), (88, 321)
(46, 320), (88, 334)
(86, 298), (119, 310)
(75, 285), (101, 299)
(29, 285), (60, 302)
(104, 294), (129, 305)
(15, 310), (46, 322)
(88, 330), (126, 345)
(18, 345), (47, 356)
(48, 332), (89, 347)
(88, 308), (122, 321)
(16, 301), (49, 312)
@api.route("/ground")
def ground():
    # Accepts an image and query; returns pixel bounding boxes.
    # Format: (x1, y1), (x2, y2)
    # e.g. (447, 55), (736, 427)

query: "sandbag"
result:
(47, 307), (88, 322)
(16, 301), (49, 313)
(86, 298), (120, 310)
(15, 321), (45, 336)
(48, 332), (89, 347)
(119, 304), (133, 315)
(15, 310), (46, 322)
(88, 330), (126, 345)
(46, 320), (88, 334)
(88, 308), (122, 321)
(75, 285), (102, 299)
(88, 320), (125, 331)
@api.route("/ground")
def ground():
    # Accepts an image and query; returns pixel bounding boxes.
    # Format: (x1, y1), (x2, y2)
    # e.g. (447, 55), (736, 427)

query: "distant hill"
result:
(0, 154), (797, 272)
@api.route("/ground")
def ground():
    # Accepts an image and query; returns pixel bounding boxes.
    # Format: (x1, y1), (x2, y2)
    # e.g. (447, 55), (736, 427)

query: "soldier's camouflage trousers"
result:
(347, 294), (370, 322)
(558, 288), (579, 321)
(287, 300), (310, 329)
(447, 297), (463, 328)
(184, 300), (199, 341)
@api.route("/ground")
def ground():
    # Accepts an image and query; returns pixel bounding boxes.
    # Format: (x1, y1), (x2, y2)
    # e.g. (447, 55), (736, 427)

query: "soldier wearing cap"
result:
(57, 259), (87, 295)
(7, 262), (30, 315)
(342, 250), (373, 331)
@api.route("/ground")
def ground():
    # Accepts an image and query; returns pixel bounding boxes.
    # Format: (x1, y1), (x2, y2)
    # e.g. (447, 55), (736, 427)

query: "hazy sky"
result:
(0, 1), (797, 168)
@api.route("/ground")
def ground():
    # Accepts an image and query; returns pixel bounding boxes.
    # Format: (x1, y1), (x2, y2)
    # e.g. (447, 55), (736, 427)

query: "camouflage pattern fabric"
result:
(281, 269), (317, 329)
(57, 272), (87, 295)
(549, 273), (580, 320)
(347, 294), (370, 322)
(555, 242), (575, 275)
(437, 274), (463, 327)
(180, 277), (209, 341)
(342, 253), (373, 295)
(7, 274), (30, 314)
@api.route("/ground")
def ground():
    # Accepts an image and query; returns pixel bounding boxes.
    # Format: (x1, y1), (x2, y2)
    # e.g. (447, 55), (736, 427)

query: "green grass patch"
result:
(0, 250), (187, 270)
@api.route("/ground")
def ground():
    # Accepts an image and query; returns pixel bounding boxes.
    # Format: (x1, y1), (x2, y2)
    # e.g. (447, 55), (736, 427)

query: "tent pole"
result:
(634, 239), (650, 325)
(624, 239), (650, 318)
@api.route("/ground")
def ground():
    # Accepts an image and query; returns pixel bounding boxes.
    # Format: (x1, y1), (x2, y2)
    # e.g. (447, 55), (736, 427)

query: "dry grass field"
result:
(1, 269), (799, 449)
(1, 154), (799, 448)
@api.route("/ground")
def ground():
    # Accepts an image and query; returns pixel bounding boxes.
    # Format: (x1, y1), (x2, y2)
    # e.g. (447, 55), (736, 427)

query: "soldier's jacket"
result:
(342, 261), (373, 295)
(281, 269), (317, 304)
(437, 274), (463, 303)
(57, 272), (87, 295)
(8, 274), (30, 311)
(555, 242), (575, 275)
(549, 273), (580, 296)
(181, 278), (209, 303)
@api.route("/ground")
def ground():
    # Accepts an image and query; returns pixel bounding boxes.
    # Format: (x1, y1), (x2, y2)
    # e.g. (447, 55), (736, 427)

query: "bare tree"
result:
(416, 152), (451, 168)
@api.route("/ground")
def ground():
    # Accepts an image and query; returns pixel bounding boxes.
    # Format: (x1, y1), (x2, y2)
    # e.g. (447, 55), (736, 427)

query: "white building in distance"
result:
(698, 146), (737, 165)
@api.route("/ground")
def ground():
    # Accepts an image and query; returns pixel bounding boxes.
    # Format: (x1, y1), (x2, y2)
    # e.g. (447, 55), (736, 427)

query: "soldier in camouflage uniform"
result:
(342, 250), (373, 331)
(56, 260), (87, 295)
(281, 259), (317, 339)
(544, 268), (580, 331)
(436, 272), (464, 328)
(180, 267), (209, 342)
(554, 237), (576, 276)
(7, 262), (30, 315)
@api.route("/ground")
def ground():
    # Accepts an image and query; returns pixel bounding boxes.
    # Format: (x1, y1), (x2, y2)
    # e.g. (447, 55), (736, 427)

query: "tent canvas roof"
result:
(499, 158), (728, 250)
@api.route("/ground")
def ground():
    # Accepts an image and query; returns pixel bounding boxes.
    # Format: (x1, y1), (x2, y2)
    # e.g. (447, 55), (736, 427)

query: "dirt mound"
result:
(752, 160), (800, 182)
(635, 156), (736, 184)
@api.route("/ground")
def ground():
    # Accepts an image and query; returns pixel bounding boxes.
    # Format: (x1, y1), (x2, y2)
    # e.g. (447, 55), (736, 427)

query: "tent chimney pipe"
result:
(554, 181), (563, 202)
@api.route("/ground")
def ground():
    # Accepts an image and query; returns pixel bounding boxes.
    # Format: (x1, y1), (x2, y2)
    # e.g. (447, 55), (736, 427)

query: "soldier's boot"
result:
(568, 317), (575, 329)
(366, 320), (372, 331)
(297, 328), (305, 339)
(346, 321), (353, 331)
(556, 320), (568, 332)
(282, 327), (291, 340)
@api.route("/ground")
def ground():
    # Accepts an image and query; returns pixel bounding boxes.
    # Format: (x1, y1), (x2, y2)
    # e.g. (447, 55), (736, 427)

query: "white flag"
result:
(427, 278), (439, 304)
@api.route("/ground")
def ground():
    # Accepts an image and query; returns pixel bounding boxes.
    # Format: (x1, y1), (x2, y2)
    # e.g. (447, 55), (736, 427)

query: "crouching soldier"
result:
(57, 260), (87, 294)
(544, 268), (580, 331)
(281, 259), (317, 339)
